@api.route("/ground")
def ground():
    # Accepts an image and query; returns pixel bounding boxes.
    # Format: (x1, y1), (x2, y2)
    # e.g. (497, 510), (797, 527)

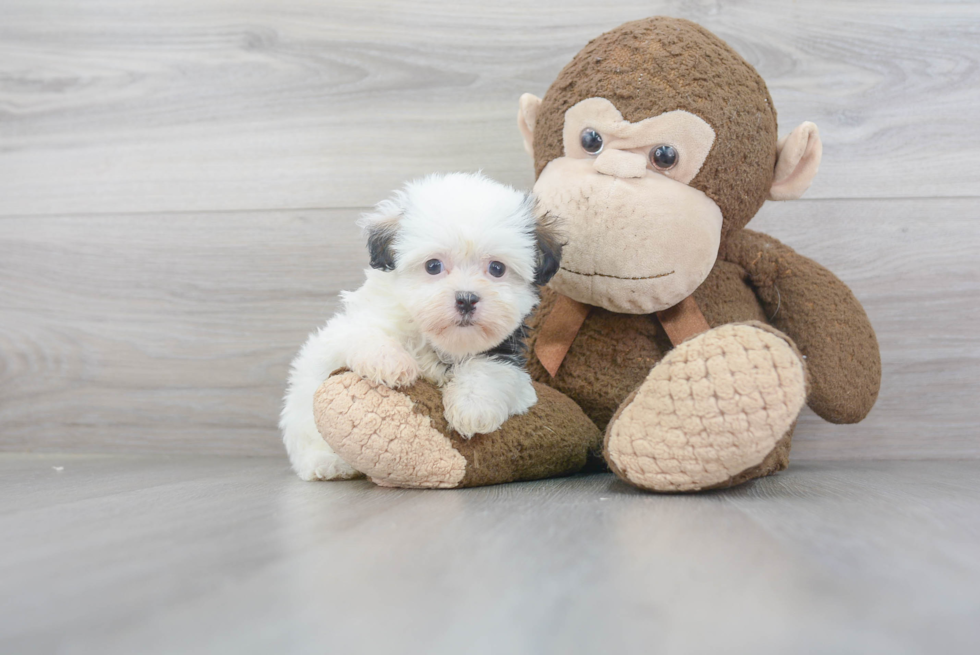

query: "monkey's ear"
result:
(533, 211), (565, 286)
(358, 198), (402, 271)
(517, 93), (543, 158)
(769, 122), (822, 201)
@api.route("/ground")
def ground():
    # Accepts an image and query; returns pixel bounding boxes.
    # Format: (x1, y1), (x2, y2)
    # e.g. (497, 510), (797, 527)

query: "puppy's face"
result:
(398, 250), (533, 357)
(360, 173), (563, 359)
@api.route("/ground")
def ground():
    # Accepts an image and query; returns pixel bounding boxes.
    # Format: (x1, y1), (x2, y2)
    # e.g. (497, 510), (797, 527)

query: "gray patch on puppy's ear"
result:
(366, 223), (398, 272)
(533, 209), (565, 286)
(359, 195), (404, 272)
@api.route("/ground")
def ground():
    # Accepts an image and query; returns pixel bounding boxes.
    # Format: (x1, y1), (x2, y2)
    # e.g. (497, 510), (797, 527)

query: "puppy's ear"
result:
(366, 223), (398, 272)
(532, 209), (564, 286)
(358, 197), (402, 272)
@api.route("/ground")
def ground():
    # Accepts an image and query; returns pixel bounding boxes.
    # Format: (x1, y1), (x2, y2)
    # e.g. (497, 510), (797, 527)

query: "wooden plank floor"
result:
(2, 455), (979, 654)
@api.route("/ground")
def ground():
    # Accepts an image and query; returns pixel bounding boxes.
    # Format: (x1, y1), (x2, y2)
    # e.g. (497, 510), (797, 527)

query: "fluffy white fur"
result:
(281, 173), (543, 481)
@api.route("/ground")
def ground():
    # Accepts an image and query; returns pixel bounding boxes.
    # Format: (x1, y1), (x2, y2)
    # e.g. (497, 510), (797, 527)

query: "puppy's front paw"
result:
(443, 396), (510, 439)
(348, 342), (420, 388)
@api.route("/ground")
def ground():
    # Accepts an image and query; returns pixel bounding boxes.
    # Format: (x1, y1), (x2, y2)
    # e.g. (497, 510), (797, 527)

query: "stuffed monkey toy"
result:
(314, 17), (881, 492)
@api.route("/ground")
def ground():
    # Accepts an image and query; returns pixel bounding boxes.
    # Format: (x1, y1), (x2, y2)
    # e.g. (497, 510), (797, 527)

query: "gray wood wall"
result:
(1, 0), (977, 459)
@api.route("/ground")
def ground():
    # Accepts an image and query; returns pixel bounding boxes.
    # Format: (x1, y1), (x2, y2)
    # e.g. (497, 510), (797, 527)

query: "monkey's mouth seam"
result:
(559, 266), (675, 281)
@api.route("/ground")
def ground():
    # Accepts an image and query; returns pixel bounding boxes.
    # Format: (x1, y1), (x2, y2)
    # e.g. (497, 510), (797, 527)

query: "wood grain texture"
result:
(1, 198), (977, 458)
(0, 209), (366, 454)
(1, 0), (978, 216)
(0, 0), (977, 460)
(751, 198), (980, 460)
(2, 455), (979, 654)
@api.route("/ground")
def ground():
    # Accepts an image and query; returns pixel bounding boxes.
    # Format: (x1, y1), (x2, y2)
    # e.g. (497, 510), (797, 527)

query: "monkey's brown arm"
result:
(724, 229), (881, 424)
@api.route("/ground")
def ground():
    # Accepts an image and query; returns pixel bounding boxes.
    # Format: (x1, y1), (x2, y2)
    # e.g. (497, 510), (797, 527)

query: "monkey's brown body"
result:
(521, 228), (880, 488)
(527, 261), (769, 432)
(527, 229), (880, 434)
(314, 17), (881, 492)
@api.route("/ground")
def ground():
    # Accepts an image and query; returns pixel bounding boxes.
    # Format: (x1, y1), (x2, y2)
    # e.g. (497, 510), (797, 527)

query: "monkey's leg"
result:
(603, 322), (807, 492)
(313, 372), (602, 489)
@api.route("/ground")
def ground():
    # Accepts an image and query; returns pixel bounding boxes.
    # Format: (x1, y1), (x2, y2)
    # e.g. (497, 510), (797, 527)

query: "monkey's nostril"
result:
(455, 292), (480, 315)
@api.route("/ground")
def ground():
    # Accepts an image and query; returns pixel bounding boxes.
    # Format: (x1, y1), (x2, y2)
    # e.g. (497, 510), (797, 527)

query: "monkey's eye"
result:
(488, 261), (506, 278)
(649, 145), (678, 170)
(425, 259), (443, 275)
(580, 128), (603, 155)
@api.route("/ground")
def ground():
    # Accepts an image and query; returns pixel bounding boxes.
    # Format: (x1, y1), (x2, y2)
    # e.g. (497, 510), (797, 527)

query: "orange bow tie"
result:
(534, 294), (711, 377)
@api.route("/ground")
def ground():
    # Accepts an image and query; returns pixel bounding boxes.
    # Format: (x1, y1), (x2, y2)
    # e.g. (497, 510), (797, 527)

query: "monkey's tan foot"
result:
(314, 372), (602, 489)
(604, 322), (807, 492)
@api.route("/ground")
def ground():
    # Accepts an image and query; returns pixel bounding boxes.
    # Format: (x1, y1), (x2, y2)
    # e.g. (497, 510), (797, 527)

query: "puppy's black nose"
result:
(455, 292), (480, 315)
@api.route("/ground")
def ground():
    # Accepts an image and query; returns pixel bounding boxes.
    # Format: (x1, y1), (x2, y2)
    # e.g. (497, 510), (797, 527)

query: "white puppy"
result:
(281, 172), (563, 481)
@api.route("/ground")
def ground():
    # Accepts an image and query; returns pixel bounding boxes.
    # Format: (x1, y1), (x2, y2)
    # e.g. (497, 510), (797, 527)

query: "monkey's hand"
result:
(724, 229), (881, 424)
(346, 337), (420, 388)
(442, 357), (537, 438)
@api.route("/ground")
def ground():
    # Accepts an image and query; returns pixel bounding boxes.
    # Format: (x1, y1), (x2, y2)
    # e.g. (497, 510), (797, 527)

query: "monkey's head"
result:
(518, 17), (822, 314)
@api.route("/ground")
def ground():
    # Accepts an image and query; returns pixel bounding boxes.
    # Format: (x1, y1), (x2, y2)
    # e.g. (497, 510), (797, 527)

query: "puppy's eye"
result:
(580, 128), (603, 155)
(649, 144), (678, 170)
(424, 259), (443, 275)
(488, 261), (506, 278)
